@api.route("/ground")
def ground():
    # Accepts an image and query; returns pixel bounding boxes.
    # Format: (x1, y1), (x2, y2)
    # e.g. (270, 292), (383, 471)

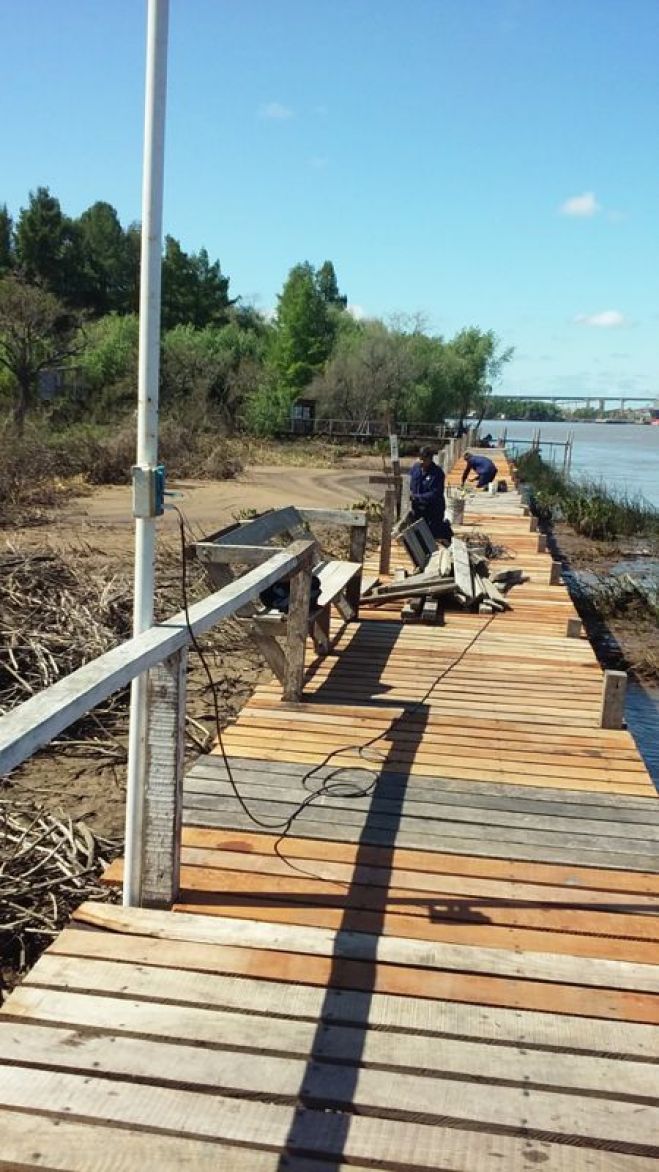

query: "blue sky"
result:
(2, 0), (658, 400)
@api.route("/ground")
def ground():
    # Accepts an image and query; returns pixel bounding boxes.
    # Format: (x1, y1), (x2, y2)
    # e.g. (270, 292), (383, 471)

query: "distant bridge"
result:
(504, 394), (656, 410)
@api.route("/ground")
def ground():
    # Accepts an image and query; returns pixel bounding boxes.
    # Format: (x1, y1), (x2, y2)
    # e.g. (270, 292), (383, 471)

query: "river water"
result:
(481, 419), (659, 507)
(481, 418), (659, 788)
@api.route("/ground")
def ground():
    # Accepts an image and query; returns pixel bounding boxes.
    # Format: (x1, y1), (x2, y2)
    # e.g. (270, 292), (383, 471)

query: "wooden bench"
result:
(194, 506), (368, 700)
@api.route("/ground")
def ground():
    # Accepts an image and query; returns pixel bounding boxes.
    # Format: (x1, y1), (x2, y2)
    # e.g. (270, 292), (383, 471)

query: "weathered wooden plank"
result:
(182, 803), (659, 870)
(451, 537), (477, 600)
(0, 1111), (371, 1172)
(283, 558), (313, 703)
(2, 1015), (658, 1132)
(602, 669), (628, 729)
(141, 647), (187, 907)
(0, 1060), (657, 1153)
(25, 953), (659, 1057)
(72, 905), (659, 993)
(1, 1074), (656, 1171)
(181, 773), (659, 847)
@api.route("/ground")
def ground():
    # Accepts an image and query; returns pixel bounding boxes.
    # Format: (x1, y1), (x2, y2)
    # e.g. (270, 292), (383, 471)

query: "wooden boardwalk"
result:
(1, 451), (658, 1170)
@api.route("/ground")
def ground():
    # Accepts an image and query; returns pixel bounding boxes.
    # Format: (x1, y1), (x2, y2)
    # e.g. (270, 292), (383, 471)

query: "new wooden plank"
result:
(25, 953), (659, 1058)
(170, 888), (659, 963)
(174, 845), (659, 919)
(180, 825), (659, 895)
(1, 1071), (656, 1172)
(72, 905), (659, 994)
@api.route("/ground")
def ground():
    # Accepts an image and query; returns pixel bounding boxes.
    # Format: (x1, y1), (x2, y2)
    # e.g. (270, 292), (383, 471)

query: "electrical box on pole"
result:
(132, 464), (166, 518)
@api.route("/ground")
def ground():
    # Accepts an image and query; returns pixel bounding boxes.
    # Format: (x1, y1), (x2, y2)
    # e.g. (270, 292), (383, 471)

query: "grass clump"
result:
(517, 451), (659, 545)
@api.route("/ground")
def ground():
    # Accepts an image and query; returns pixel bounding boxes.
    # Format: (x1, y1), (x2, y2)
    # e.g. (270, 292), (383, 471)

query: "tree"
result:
(15, 186), (80, 301)
(0, 274), (81, 432)
(444, 328), (513, 428)
(0, 205), (14, 274)
(270, 262), (333, 399)
(161, 236), (231, 330)
(316, 260), (347, 308)
(311, 320), (421, 424)
(75, 201), (132, 315)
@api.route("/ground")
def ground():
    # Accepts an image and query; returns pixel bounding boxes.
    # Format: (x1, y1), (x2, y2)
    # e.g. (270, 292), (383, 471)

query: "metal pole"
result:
(124, 0), (169, 907)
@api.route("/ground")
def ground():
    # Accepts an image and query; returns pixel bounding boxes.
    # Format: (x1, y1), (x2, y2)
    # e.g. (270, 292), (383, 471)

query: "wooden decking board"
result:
(22, 954), (659, 1058)
(182, 804), (659, 871)
(186, 759), (658, 815)
(2, 1025), (659, 1150)
(5, 988), (658, 1099)
(180, 777), (659, 854)
(1, 448), (657, 1169)
(180, 826), (659, 892)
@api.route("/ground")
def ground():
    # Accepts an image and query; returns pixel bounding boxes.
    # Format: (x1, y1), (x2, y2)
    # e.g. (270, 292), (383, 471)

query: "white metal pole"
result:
(124, 0), (169, 907)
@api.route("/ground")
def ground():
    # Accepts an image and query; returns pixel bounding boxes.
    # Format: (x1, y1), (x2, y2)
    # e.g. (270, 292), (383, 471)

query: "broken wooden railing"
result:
(0, 540), (316, 909)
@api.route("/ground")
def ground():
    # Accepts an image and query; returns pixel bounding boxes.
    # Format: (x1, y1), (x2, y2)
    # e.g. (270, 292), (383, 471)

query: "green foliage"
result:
(75, 201), (135, 315)
(75, 314), (139, 416)
(0, 273), (81, 431)
(489, 396), (564, 421)
(0, 205), (13, 274)
(15, 187), (81, 302)
(161, 321), (266, 428)
(316, 260), (347, 307)
(517, 450), (659, 544)
(444, 328), (513, 426)
(161, 236), (231, 330)
(270, 262), (335, 398)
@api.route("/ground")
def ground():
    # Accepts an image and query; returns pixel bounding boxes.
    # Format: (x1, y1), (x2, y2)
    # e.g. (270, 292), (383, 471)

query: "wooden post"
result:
(549, 561), (562, 585)
(345, 521), (368, 616)
(379, 488), (396, 575)
(283, 558), (313, 701)
(566, 617), (583, 639)
(140, 646), (187, 908)
(537, 533), (548, 553)
(529, 515), (539, 532)
(389, 433), (402, 518)
(600, 670), (627, 729)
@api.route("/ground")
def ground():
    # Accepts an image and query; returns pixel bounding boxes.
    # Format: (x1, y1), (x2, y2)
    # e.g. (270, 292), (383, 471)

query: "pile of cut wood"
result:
(362, 537), (527, 624)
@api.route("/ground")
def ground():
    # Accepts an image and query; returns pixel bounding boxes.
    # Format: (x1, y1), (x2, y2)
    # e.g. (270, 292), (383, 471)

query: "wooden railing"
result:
(0, 540), (316, 908)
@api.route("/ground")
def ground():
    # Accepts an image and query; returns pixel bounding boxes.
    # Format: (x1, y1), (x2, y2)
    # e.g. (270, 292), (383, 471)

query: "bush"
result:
(517, 451), (659, 544)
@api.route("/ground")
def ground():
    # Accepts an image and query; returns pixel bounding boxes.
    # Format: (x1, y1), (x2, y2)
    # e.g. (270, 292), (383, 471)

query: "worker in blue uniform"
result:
(461, 450), (498, 490)
(409, 445), (452, 540)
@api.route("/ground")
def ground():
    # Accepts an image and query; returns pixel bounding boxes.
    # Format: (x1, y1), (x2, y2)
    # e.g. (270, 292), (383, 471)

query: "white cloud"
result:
(559, 191), (600, 217)
(259, 102), (293, 120)
(347, 304), (365, 320)
(574, 310), (626, 328)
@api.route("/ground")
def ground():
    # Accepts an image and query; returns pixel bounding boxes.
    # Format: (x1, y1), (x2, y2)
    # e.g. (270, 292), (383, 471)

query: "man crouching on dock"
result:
(461, 450), (498, 490)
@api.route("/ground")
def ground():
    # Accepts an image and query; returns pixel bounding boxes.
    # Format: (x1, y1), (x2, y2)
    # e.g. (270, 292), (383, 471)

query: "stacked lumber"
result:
(362, 538), (519, 622)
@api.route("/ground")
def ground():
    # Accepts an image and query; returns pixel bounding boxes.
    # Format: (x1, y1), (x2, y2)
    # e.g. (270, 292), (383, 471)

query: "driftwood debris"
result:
(0, 793), (120, 973)
(362, 536), (520, 623)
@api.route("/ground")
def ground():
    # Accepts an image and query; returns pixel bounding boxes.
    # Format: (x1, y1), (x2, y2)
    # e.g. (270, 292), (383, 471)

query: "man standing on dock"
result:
(410, 445), (452, 539)
(461, 450), (498, 490)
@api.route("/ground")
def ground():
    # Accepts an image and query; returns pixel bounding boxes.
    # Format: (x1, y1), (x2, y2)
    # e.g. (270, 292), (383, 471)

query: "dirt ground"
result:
(1, 459), (381, 846)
